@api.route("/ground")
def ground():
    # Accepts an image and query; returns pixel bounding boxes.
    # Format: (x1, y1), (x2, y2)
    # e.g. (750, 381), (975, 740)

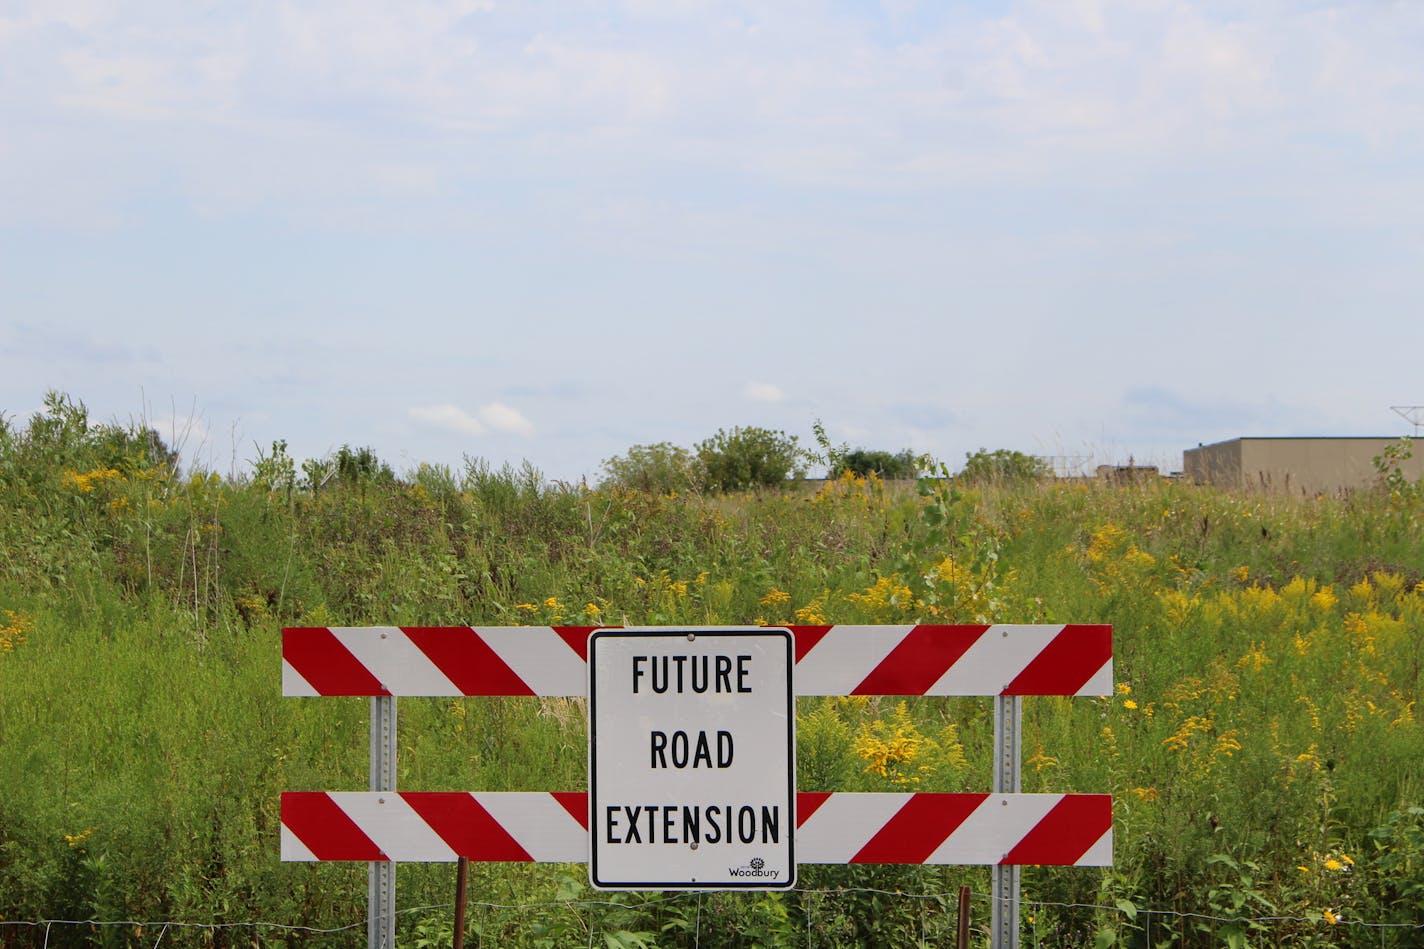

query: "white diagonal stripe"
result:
(477, 793), (588, 862)
(331, 627), (460, 696)
(795, 626), (913, 695)
(795, 793), (911, 863)
(476, 627), (587, 696)
(928, 625), (1060, 695)
(327, 792), (455, 861)
(927, 794), (1061, 864)
(280, 822), (318, 861)
(1075, 826), (1114, 866)
(282, 659), (319, 697)
(1075, 659), (1115, 697)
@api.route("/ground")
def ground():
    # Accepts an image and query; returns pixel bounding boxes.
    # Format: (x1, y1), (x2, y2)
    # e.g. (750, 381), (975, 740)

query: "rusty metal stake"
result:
(957, 884), (972, 949)
(453, 856), (470, 948)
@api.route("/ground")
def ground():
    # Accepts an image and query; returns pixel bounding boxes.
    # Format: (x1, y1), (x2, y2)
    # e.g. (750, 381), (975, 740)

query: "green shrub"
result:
(695, 426), (806, 492)
(958, 447), (1050, 484)
(600, 442), (699, 494)
(840, 448), (920, 480)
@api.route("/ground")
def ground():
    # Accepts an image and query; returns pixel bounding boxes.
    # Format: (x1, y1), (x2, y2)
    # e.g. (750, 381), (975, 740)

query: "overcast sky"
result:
(3, 0), (1422, 481)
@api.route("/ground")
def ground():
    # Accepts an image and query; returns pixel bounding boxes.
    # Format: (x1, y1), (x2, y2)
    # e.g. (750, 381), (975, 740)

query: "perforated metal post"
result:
(370, 696), (397, 948)
(992, 694), (1021, 949)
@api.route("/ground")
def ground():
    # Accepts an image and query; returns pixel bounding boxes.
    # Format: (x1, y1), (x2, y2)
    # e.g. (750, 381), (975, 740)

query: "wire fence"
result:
(5, 888), (1424, 948)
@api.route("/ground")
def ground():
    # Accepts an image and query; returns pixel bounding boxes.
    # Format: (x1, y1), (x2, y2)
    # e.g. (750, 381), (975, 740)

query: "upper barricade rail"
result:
(282, 624), (1112, 698)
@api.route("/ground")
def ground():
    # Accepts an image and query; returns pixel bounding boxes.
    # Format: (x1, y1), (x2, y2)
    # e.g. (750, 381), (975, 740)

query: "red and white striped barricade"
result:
(282, 624), (1113, 699)
(282, 624), (1112, 869)
(280, 791), (1113, 867)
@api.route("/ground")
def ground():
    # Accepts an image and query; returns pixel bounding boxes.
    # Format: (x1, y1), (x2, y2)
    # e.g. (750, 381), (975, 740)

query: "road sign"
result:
(588, 628), (796, 890)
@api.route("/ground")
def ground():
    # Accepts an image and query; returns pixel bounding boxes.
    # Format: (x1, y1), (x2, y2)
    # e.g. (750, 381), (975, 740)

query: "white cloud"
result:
(744, 382), (784, 403)
(409, 402), (534, 437)
(411, 403), (486, 435)
(478, 401), (535, 436)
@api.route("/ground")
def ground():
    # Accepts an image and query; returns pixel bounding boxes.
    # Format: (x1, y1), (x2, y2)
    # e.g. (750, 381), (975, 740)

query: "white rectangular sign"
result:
(588, 628), (796, 890)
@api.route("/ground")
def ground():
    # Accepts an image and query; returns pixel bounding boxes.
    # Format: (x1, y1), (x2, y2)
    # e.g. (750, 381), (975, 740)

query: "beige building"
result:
(1183, 437), (1424, 495)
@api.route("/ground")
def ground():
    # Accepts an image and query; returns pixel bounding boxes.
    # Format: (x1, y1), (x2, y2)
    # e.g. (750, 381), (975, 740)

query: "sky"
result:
(3, 0), (1422, 482)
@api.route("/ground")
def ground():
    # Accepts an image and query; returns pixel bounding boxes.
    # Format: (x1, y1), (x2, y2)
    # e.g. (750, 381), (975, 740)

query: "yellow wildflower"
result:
(794, 602), (827, 625)
(1123, 545), (1156, 569)
(854, 701), (935, 785)
(62, 467), (124, 493)
(0, 610), (33, 653)
(1026, 748), (1059, 772)
(759, 589), (791, 606)
(1162, 715), (1212, 753)
(1123, 699), (1139, 710)
(846, 576), (914, 616)
(1215, 730), (1242, 758)
(1236, 642), (1271, 672)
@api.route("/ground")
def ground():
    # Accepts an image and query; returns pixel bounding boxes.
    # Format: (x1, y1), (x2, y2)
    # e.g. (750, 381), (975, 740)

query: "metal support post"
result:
(992, 694), (1021, 949)
(370, 696), (397, 948)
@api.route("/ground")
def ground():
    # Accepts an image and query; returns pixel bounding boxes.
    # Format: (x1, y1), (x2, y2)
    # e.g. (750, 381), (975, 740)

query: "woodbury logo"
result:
(727, 856), (780, 879)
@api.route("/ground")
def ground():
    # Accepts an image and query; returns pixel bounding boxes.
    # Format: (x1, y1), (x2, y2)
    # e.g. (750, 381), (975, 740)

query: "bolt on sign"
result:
(588, 628), (796, 890)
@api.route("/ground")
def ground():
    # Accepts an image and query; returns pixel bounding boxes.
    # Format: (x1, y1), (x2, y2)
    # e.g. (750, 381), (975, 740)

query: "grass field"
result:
(2, 395), (1422, 947)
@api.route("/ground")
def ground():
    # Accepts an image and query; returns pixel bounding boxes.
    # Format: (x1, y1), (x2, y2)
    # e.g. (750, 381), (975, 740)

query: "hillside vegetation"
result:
(2, 394), (1422, 947)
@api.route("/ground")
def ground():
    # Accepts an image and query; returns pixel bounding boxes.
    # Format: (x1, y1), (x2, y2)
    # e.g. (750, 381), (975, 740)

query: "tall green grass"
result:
(2, 395), (1422, 946)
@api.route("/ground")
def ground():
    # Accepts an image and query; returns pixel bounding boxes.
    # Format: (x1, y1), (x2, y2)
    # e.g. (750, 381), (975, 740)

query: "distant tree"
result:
(840, 448), (920, 480)
(958, 448), (1050, 485)
(811, 419), (919, 480)
(601, 442), (699, 494)
(696, 426), (807, 492)
(301, 444), (396, 492)
(333, 445), (395, 485)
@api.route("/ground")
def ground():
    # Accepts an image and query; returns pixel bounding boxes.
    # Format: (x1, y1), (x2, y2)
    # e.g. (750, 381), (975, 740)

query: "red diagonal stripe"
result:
(796, 792), (832, 827)
(852, 626), (989, 695)
(402, 627), (534, 696)
(552, 627), (600, 661)
(553, 792), (589, 829)
(852, 793), (989, 864)
(401, 793), (533, 862)
(281, 793), (385, 861)
(1004, 625), (1112, 695)
(1002, 795), (1112, 865)
(790, 626), (834, 663)
(791, 624), (831, 661)
(282, 628), (389, 696)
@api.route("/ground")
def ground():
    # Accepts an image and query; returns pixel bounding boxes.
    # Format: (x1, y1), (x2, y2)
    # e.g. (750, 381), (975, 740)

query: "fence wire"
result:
(4, 889), (1423, 946)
